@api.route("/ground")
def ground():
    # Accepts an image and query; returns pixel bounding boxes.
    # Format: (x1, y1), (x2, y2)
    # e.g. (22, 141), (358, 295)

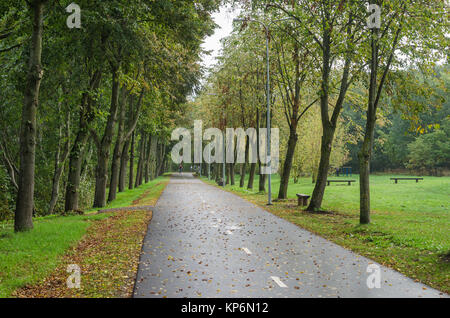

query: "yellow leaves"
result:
(141, 80), (151, 91)
(13, 209), (152, 298)
(416, 122), (441, 135)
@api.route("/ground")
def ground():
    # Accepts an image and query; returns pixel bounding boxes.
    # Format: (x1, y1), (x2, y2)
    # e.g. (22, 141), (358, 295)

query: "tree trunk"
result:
(1, 141), (19, 191)
(144, 134), (152, 183)
(239, 136), (249, 188)
(359, 27), (381, 225)
(306, 21), (352, 212)
(239, 163), (245, 187)
(48, 148), (68, 214)
(135, 132), (146, 187)
(230, 163), (235, 185)
(278, 126), (298, 199)
(65, 70), (102, 212)
(158, 152), (167, 176)
(129, 131), (135, 189)
(157, 143), (166, 176)
(247, 163), (256, 189)
(65, 130), (88, 211)
(258, 165), (266, 192)
(214, 163), (220, 182)
(48, 113), (70, 214)
(118, 85), (143, 192)
(225, 163), (230, 185)
(307, 125), (334, 211)
(358, 128), (373, 224)
(149, 135), (158, 180)
(107, 88), (126, 203)
(80, 139), (93, 181)
(15, 0), (45, 231)
(93, 66), (120, 208)
(307, 28), (333, 212)
(155, 141), (161, 178)
(119, 139), (130, 192)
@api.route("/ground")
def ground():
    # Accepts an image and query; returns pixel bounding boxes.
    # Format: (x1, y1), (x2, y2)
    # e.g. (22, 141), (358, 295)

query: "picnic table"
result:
(390, 177), (423, 184)
(327, 180), (356, 186)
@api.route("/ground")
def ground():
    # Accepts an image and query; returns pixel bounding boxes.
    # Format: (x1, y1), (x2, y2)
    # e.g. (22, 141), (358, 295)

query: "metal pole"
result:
(223, 111), (226, 187)
(233, 18), (288, 205)
(206, 93), (214, 180)
(265, 26), (272, 205)
(222, 129), (226, 187)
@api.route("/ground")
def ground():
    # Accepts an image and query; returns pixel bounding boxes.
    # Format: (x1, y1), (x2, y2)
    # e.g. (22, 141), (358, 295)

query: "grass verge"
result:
(201, 174), (449, 294)
(0, 175), (169, 298)
(13, 209), (152, 298)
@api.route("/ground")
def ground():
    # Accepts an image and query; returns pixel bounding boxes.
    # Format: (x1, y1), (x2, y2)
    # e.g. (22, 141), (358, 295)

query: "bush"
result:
(407, 119), (450, 172)
(0, 168), (14, 221)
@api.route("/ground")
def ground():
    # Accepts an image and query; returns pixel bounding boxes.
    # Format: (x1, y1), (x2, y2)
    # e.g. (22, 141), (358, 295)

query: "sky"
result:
(200, 4), (241, 72)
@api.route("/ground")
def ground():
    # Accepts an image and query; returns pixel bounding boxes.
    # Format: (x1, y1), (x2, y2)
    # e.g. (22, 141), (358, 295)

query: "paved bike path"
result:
(133, 173), (446, 298)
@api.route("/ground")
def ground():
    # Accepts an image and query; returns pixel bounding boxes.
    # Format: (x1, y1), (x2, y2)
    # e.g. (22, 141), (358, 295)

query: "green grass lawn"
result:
(0, 175), (169, 298)
(202, 173), (450, 293)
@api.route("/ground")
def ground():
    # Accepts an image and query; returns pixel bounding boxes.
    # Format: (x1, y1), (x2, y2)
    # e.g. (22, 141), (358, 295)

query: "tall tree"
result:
(359, 0), (447, 223)
(108, 89), (143, 202)
(92, 62), (121, 208)
(271, 20), (316, 199)
(15, 0), (46, 231)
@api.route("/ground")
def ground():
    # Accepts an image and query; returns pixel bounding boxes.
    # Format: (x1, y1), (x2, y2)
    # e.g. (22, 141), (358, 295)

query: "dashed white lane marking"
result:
(270, 276), (288, 288)
(242, 247), (252, 255)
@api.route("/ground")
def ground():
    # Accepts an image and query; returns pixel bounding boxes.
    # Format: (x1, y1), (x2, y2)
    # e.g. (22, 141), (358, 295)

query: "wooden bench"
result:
(296, 194), (310, 207)
(390, 177), (423, 184)
(327, 180), (356, 186)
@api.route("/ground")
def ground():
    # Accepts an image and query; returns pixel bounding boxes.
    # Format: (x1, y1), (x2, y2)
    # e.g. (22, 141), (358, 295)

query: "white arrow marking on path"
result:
(242, 247), (252, 255)
(270, 276), (288, 288)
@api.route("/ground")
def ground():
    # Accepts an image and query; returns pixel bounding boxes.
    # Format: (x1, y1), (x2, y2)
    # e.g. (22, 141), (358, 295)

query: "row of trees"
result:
(194, 0), (447, 224)
(0, 1), (220, 230)
(344, 66), (449, 175)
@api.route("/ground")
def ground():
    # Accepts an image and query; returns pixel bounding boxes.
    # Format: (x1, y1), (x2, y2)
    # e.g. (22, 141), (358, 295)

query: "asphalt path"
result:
(133, 173), (446, 298)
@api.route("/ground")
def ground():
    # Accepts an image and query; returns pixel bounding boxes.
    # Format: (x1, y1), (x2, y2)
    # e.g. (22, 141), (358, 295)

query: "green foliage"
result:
(407, 119), (450, 172)
(342, 65), (449, 173)
(0, 176), (168, 297)
(0, 0), (219, 220)
(0, 168), (13, 221)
